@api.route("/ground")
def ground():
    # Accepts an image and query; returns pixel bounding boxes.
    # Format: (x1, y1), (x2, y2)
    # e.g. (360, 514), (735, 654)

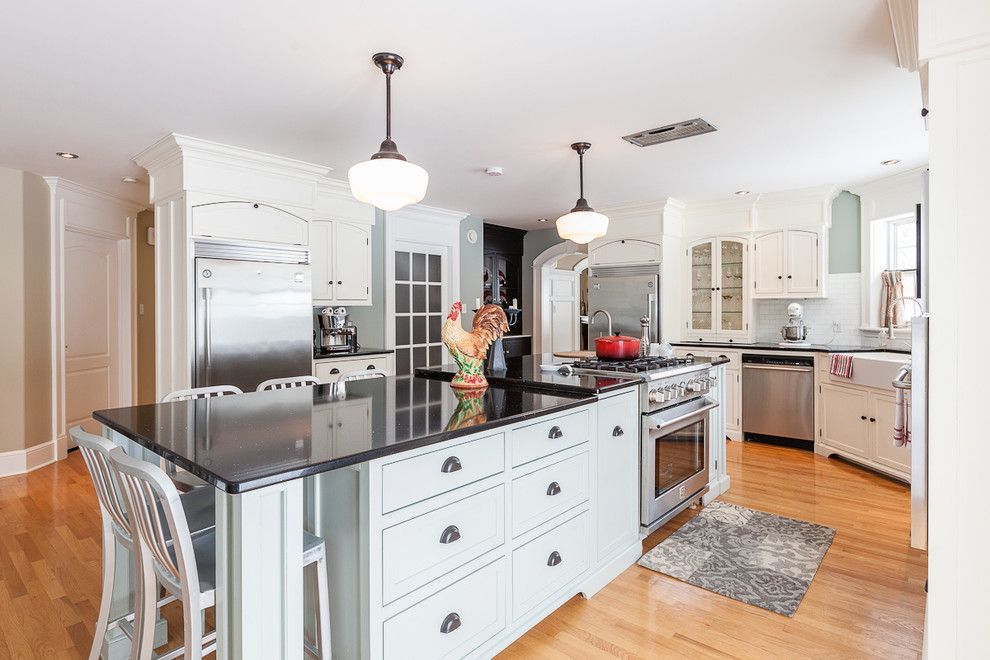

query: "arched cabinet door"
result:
(589, 239), (661, 267)
(192, 201), (308, 245)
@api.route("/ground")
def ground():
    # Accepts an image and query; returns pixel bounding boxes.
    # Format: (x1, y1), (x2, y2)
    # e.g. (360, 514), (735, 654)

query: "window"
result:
(887, 216), (918, 298)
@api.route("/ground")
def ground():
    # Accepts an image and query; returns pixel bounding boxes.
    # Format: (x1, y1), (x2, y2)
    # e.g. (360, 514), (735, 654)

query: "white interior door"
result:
(546, 270), (580, 354)
(64, 230), (121, 439)
(392, 244), (449, 375)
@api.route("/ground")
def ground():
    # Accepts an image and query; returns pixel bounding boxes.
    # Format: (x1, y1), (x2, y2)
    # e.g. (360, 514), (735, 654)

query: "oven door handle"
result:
(649, 399), (720, 432)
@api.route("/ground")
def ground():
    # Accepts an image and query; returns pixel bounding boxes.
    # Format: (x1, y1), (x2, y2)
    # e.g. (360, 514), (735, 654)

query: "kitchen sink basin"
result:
(839, 351), (911, 390)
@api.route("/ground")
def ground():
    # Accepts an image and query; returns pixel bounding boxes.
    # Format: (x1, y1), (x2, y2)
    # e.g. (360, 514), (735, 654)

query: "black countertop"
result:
(672, 341), (911, 355)
(415, 354), (643, 395)
(94, 376), (591, 494)
(314, 347), (394, 360)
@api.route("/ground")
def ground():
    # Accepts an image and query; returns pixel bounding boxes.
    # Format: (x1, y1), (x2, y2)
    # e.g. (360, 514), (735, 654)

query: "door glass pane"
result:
(412, 253), (426, 281)
(720, 240), (744, 332)
(395, 252), (410, 281)
(395, 317), (410, 346)
(428, 285), (442, 313)
(395, 284), (410, 313)
(655, 419), (705, 496)
(428, 315), (442, 343)
(428, 345), (442, 366)
(413, 316), (427, 344)
(428, 254), (442, 282)
(412, 347), (427, 370)
(394, 348), (410, 375)
(690, 243), (713, 331)
(412, 285), (427, 313)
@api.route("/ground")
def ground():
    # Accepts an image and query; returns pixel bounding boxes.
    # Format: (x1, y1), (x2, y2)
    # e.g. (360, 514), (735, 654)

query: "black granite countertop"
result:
(94, 376), (591, 494)
(672, 341), (911, 355)
(313, 347), (394, 360)
(416, 354), (643, 395)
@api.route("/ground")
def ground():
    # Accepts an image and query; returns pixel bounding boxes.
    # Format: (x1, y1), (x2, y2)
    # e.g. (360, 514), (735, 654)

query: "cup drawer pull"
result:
(547, 550), (563, 567)
(546, 481), (562, 497)
(439, 525), (461, 544)
(440, 456), (462, 473)
(548, 425), (563, 439)
(440, 612), (461, 634)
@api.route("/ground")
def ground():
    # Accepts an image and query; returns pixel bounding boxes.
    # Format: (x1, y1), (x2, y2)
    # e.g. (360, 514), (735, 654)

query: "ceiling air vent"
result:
(621, 118), (717, 147)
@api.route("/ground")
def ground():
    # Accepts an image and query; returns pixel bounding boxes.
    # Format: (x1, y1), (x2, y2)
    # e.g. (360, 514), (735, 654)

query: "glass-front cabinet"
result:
(687, 236), (751, 341)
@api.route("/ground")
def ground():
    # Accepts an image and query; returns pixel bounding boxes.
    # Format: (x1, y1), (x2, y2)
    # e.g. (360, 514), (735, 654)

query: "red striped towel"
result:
(893, 386), (911, 447)
(829, 353), (854, 378)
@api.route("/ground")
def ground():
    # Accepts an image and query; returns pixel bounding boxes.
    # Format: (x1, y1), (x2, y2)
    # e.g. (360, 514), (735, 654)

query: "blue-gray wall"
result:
(459, 215), (485, 311)
(521, 228), (566, 335)
(829, 191), (861, 274)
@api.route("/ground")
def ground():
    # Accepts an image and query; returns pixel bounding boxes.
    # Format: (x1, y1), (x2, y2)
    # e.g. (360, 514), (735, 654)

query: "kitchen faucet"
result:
(887, 295), (926, 341)
(590, 309), (613, 337)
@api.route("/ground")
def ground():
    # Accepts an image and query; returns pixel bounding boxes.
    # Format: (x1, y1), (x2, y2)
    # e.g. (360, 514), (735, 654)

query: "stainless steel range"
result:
(562, 355), (720, 534)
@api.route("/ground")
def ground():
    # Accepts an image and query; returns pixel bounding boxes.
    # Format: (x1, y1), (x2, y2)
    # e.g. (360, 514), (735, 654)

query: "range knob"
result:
(687, 380), (702, 392)
(649, 388), (661, 403)
(678, 381), (688, 396)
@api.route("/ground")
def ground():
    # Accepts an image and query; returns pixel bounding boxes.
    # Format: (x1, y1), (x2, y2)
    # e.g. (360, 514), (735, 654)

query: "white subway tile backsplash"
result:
(752, 273), (875, 345)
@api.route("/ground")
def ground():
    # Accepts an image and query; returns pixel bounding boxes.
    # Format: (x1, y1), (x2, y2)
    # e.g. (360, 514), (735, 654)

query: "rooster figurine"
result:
(442, 302), (509, 389)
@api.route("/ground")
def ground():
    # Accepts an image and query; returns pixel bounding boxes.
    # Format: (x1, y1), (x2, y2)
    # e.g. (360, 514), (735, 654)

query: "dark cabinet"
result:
(483, 224), (526, 336)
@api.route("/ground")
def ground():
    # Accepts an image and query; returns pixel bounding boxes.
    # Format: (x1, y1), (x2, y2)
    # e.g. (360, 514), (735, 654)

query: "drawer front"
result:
(383, 558), (507, 660)
(381, 434), (505, 513)
(383, 486), (505, 603)
(511, 409), (590, 467)
(512, 511), (590, 620)
(708, 349), (740, 371)
(511, 452), (589, 537)
(314, 355), (390, 381)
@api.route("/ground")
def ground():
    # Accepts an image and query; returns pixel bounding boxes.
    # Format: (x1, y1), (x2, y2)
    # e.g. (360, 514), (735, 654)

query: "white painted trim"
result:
(888, 0), (921, 71)
(0, 441), (56, 477)
(530, 242), (587, 355)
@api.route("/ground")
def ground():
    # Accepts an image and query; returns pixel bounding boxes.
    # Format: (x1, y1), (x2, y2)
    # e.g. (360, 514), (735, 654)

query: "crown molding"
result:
(847, 165), (928, 197)
(387, 203), (470, 226)
(43, 177), (148, 213)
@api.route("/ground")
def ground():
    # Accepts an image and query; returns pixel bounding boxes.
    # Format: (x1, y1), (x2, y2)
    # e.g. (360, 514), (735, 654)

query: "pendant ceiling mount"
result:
(556, 141), (609, 244)
(348, 51), (429, 212)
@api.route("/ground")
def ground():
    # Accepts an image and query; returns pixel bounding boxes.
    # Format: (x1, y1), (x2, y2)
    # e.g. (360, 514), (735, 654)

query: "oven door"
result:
(641, 396), (718, 531)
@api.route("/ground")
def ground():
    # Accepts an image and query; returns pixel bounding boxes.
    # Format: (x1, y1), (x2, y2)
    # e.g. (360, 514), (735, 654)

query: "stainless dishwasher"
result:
(742, 354), (815, 447)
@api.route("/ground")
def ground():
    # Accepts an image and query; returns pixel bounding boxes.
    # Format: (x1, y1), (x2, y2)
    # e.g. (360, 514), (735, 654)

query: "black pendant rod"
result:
(385, 71), (392, 141)
(578, 150), (585, 199)
(569, 142), (593, 213)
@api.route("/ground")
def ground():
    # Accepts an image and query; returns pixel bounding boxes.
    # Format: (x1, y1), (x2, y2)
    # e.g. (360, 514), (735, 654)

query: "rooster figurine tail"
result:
(441, 302), (509, 389)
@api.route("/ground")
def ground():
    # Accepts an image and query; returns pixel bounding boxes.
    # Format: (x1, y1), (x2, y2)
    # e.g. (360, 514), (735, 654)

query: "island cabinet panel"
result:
(511, 451), (590, 537)
(593, 389), (640, 562)
(512, 510), (591, 620)
(382, 558), (507, 660)
(380, 433), (505, 513)
(511, 408), (590, 467)
(382, 485), (505, 604)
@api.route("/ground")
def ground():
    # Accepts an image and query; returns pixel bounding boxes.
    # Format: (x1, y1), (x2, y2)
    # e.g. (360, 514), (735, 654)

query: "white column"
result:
(920, 0), (990, 655)
(215, 481), (304, 659)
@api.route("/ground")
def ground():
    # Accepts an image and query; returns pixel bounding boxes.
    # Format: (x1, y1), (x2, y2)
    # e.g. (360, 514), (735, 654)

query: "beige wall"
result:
(136, 209), (156, 404)
(0, 168), (52, 454)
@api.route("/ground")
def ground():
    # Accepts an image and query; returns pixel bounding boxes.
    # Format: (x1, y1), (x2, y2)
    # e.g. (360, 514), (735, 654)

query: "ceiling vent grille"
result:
(621, 118), (717, 147)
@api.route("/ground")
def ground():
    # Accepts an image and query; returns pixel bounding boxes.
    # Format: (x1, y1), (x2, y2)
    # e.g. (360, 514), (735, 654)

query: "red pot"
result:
(594, 334), (641, 360)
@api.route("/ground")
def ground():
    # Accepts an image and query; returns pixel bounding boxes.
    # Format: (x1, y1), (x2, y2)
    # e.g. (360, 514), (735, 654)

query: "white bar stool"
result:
(257, 375), (321, 391)
(109, 450), (332, 659)
(71, 426), (216, 660)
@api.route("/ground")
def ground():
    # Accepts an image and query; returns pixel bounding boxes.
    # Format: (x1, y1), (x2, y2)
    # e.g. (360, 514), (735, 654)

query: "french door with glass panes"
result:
(393, 245), (449, 375)
(686, 236), (750, 341)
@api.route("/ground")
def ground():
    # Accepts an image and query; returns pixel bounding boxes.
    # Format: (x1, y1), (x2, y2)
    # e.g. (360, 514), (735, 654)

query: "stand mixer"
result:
(779, 302), (811, 347)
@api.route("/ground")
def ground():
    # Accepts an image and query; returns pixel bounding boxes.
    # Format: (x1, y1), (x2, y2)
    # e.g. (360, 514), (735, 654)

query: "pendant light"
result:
(348, 52), (429, 212)
(556, 142), (608, 244)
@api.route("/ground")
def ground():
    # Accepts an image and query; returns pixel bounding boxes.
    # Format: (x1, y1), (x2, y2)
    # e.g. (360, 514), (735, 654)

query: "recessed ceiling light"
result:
(537, 217), (548, 222)
(734, 190), (751, 196)
(881, 159), (901, 166)
(485, 166), (504, 177)
(56, 152), (79, 159)
(121, 176), (139, 184)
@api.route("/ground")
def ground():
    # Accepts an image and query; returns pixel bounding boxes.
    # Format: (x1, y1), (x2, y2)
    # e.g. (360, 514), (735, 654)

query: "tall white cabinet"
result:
(686, 236), (752, 342)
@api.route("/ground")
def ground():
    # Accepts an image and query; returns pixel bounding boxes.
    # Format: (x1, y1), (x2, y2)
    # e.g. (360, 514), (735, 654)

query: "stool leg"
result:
(131, 544), (157, 660)
(90, 524), (116, 660)
(183, 595), (204, 659)
(315, 552), (332, 660)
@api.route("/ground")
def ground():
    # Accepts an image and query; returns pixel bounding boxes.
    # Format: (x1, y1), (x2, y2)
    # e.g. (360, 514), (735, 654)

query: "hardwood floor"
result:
(0, 441), (926, 659)
(499, 441), (927, 659)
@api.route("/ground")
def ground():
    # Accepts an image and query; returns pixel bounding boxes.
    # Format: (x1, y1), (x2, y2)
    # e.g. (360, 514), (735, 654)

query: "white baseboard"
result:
(0, 441), (57, 477)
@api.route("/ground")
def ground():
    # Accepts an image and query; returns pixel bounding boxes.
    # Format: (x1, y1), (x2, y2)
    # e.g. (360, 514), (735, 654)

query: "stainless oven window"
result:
(654, 417), (706, 497)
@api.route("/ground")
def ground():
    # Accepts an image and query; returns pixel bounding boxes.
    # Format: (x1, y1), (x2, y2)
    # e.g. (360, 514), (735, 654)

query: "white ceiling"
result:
(0, 1), (927, 229)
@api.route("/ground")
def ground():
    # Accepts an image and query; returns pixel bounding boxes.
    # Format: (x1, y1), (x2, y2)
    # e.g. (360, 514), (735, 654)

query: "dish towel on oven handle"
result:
(829, 353), (854, 378)
(893, 384), (911, 447)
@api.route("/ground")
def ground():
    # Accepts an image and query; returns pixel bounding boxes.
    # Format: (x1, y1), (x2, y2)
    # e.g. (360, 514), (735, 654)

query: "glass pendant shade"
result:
(348, 157), (428, 212)
(556, 209), (609, 244)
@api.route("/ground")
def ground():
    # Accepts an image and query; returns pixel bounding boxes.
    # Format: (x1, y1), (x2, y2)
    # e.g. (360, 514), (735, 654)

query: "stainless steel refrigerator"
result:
(194, 243), (312, 393)
(586, 264), (662, 343)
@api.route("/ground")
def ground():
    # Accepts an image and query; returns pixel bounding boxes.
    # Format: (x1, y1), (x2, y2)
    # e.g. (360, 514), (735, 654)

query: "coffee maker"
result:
(316, 307), (359, 354)
(779, 302), (811, 347)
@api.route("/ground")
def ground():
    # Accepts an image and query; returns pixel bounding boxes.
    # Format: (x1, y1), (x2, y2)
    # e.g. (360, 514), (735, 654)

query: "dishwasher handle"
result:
(742, 363), (814, 373)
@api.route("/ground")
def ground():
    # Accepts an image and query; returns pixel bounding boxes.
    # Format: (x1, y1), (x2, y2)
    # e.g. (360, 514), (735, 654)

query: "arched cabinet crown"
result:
(588, 238), (662, 267)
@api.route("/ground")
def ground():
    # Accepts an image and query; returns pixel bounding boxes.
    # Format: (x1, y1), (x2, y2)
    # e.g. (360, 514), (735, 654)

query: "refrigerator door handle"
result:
(648, 291), (657, 344)
(203, 287), (213, 378)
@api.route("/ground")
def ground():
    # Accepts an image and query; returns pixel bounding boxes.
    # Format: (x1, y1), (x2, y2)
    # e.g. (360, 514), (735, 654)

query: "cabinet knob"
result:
(612, 425), (624, 437)
(547, 551), (563, 567)
(548, 425), (563, 439)
(439, 612), (461, 634)
(440, 456), (462, 473)
(329, 368), (340, 375)
(546, 481), (562, 496)
(869, 417), (876, 423)
(860, 415), (867, 420)
(367, 364), (376, 370)
(439, 525), (461, 544)
(787, 275), (792, 279)
(337, 280), (342, 285)
(777, 275), (782, 280)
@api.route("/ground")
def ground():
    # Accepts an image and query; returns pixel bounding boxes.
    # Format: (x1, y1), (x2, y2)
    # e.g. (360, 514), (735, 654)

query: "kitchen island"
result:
(94, 374), (642, 659)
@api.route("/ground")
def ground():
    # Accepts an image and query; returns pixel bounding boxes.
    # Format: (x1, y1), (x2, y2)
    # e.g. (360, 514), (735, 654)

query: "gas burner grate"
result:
(568, 356), (693, 373)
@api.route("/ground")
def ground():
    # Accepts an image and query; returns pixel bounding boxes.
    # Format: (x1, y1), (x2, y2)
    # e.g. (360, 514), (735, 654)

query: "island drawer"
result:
(512, 510), (590, 620)
(511, 451), (589, 537)
(383, 558), (507, 660)
(381, 433), (505, 513)
(313, 355), (390, 381)
(382, 485), (505, 604)
(511, 409), (590, 467)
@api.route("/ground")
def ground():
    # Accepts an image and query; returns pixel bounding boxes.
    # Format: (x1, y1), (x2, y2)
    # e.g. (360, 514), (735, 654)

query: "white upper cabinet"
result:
(312, 220), (372, 305)
(588, 238), (661, 267)
(311, 221), (333, 301)
(752, 228), (826, 298)
(686, 236), (751, 342)
(191, 201), (309, 245)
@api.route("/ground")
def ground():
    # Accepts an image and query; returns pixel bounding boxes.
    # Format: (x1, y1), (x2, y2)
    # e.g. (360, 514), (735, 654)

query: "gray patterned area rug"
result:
(638, 500), (835, 616)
